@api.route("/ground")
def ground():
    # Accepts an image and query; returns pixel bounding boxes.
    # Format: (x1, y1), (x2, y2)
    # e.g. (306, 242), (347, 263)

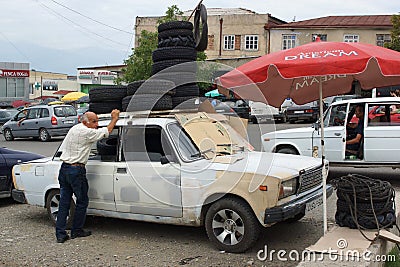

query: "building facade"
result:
(77, 65), (125, 94)
(268, 15), (393, 53)
(0, 62), (30, 105)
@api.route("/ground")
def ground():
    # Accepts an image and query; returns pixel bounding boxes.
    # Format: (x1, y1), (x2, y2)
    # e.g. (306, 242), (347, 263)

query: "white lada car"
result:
(262, 97), (400, 168)
(12, 112), (331, 253)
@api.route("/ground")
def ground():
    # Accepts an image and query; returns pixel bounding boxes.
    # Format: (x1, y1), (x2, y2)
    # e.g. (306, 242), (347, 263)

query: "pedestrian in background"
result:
(55, 109), (120, 243)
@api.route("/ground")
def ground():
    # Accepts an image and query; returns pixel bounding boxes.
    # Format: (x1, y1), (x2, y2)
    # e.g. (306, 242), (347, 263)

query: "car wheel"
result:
(39, 128), (51, 142)
(276, 147), (298, 155)
(251, 117), (258, 124)
(205, 197), (260, 253)
(289, 119), (296, 124)
(46, 189), (75, 229)
(3, 128), (14, 141)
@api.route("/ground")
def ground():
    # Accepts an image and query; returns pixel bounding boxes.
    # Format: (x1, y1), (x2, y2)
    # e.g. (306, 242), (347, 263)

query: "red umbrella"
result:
(216, 41), (400, 233)
(12, 100), (30, 108)
(217, 41), (400, 107)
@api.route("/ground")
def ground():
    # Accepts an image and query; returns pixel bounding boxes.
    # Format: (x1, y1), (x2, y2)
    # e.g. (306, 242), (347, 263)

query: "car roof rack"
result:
(97, 109), (199, 121)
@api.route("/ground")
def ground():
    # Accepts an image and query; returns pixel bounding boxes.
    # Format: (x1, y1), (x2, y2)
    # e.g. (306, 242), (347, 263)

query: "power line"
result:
(0, 31), (31, 62)
(48, 0), (134, 35)
(37, 0), (128, 47)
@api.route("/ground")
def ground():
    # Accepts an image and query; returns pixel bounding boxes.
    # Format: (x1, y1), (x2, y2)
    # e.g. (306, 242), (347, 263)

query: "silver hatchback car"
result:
(1, 104), (78, 141)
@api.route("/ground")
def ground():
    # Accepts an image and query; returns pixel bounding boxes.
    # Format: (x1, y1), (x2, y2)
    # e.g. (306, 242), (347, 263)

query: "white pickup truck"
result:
(12, 112), (331, 253)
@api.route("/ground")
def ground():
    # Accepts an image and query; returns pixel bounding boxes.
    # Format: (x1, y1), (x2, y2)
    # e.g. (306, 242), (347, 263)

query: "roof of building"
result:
(271, 15), (393, 29)
(182, 7), (258, 16)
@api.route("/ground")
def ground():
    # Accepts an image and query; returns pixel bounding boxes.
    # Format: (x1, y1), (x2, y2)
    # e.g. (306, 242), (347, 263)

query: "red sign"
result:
(0, 69), (30, 77)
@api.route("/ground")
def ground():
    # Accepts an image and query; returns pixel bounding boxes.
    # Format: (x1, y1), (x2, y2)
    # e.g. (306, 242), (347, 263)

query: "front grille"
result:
(298, 165), (323, 194)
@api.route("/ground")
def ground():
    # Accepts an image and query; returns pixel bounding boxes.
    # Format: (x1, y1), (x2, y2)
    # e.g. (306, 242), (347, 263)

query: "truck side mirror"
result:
(312, 122), (320, 131)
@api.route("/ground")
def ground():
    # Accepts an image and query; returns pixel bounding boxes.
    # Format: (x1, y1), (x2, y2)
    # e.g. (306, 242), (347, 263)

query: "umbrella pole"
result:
(319, 78), (328, 234)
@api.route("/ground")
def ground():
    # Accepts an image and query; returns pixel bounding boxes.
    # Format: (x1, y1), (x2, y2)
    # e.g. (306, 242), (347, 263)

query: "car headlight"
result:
(278, 178), (298, 199)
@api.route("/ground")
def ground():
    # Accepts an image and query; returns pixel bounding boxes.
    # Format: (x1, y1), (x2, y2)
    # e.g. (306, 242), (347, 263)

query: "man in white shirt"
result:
(56, 109), (120, 243)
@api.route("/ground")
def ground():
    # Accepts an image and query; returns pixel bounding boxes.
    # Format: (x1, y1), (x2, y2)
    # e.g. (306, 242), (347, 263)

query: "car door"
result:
(8, 110), (28, 137)
(0, 151), (9, 193)
(364, 101), (400, 163)
(114, 125), (182, 217)
(322, 103), (348, 162)
(22, 108), (41, 137)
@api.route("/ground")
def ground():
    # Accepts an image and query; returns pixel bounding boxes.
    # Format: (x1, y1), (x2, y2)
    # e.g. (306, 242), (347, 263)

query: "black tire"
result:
(158, 28), (194, 40)
(251, 117), (258, 124)
(134, 79), (176, 95)
(172, 96), (200, 110)
(46, 189), (75, 229)
(39, 128), (51, 142)
(152, 47), (197, 62)
(151, 72), (197, 87)
(123, 94), (172, 112)
(3, 128), (14, 141)
(127, 80), (146, 96)
(276, 147), (298, 155)
(89, 101), (122, 114)
(158, 21), (193, 33)
(97, 135), (118, 156)
(289, 120), (296, 124)
(194, 4), (208, 52)
(151, 59), (196, 75)
(205, 197), (261, 253)
(89, 86), (127, 102)
(158, 35), (195, 48)
(174, 83), (200, 97)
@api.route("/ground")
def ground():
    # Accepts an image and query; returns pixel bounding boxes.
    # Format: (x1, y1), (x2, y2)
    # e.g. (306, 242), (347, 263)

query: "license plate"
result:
(294, 111), (304, 114)
(64, 120), (74, 124)
(306, 196), (323, 212)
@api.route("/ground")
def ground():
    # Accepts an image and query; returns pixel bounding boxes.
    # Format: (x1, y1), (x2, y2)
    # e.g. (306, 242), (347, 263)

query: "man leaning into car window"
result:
(345, 105), (364, 156)
(55, 109), (120, 243)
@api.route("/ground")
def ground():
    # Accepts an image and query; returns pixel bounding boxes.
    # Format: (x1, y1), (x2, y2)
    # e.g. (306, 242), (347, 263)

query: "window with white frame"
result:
(343, 34), (359, 43)
(376, 34), (391, 47)
(282, 34), (296, 50)
(245, 35), (258, 50)
(223, 35), (235, 50)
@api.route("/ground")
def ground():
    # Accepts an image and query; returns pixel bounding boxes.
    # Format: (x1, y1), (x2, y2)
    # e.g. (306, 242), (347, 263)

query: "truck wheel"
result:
(3, 128), (14, 141)
(276, 147), (298, 155)
(205, 197), (260, 253)
(46, 189), (75, 229)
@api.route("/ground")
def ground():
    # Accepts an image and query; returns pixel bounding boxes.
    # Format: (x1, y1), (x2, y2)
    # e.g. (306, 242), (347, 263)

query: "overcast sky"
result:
(0, 0), (398, 74)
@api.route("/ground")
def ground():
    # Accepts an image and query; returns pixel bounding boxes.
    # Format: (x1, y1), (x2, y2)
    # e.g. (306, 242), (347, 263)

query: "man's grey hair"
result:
(81, 113), (90, 123)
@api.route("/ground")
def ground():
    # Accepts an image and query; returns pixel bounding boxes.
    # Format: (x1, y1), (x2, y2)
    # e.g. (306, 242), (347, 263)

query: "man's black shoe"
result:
(71, 230), (92, 239)
(57, 235), (70, 243)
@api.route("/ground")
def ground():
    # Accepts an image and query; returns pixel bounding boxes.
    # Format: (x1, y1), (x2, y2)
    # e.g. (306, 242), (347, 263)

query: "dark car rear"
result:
(286, 101), (326, 123)
(0, 147), (44, 198)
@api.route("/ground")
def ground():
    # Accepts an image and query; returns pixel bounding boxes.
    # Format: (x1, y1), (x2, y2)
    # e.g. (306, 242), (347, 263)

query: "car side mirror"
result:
(160, 155), (174, 165)
(312, 122), (320, 131)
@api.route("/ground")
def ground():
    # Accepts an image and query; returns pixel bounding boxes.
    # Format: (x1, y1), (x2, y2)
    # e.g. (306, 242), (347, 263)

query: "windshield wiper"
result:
(191, 147), (215, 158)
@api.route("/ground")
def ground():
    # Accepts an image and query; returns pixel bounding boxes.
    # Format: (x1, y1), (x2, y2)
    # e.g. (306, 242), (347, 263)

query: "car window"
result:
(64, 106), (77, 116)
(368, 103), (400, 126)
(167, 122), (201, 161)
(27, 108), (40, 119)
(41, 108), (49, 118)
(327, 104), (347, 126)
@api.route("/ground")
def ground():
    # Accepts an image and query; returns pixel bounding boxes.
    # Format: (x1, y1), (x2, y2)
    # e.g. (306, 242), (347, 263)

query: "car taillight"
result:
(78, 115), (81, 122)
(305, 109), (314, 113)
(51, 116), (58, 125)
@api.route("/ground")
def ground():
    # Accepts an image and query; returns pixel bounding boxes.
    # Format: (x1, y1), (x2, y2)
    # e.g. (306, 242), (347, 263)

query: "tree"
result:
(385, 14), (400, 52)
(116, 5), (206, 84)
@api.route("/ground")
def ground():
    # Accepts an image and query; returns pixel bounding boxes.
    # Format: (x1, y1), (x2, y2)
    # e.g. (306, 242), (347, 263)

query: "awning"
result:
(53, 90), (76, 95)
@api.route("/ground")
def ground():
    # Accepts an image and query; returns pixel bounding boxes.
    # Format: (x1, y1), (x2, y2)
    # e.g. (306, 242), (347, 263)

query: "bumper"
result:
(12, 189), (27, 203)
(287, 113), (317, 121)
(264, 184), (333, 224)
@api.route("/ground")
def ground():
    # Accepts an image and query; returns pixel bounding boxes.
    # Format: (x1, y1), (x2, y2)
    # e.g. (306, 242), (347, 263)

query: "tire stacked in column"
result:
(88, 86), (127, 114)
(153, 21), (200, 110)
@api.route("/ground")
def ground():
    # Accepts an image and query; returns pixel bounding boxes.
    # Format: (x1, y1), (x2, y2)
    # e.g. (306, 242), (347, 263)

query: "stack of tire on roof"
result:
(90, 4), (208, 114)
(88, 85), (127, 114)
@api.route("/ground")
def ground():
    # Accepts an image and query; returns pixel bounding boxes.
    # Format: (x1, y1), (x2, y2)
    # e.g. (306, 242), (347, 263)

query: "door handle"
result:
(117, 168), (126, 173)
(334, 132), (341, 136)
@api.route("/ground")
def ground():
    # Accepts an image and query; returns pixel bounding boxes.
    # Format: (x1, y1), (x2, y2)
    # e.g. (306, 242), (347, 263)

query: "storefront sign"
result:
(43, 79), (59, 91)
(0, 69), (29, 77)
(77, 69), (117, 85)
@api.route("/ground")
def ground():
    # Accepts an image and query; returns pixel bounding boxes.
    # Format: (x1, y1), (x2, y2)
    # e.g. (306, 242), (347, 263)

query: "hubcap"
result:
(40, 130), (47, 140)
(212, 209), (244, 246)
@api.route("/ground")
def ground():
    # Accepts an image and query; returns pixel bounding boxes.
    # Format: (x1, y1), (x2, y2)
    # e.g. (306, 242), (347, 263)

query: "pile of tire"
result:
(88, 85), (127, 114)
(332, 174), (396, 229)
